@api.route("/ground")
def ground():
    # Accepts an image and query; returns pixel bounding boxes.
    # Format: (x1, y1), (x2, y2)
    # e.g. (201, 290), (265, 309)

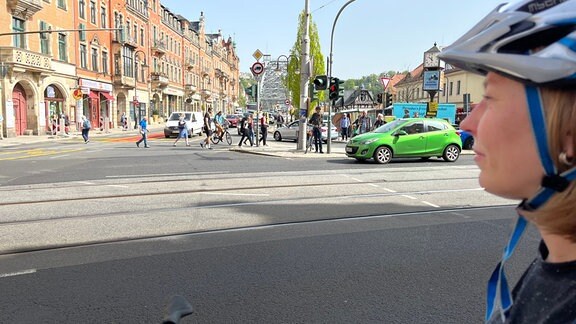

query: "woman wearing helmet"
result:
(439, 0), (576, 322)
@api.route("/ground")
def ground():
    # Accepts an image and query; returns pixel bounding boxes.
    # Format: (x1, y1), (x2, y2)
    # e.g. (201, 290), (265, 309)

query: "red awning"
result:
(100, 92), (113, 101)
(88, 91), (99, 99)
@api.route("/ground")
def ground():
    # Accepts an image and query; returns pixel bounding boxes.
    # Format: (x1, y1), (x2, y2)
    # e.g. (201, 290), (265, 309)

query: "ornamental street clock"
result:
(423, 43), (442, 117)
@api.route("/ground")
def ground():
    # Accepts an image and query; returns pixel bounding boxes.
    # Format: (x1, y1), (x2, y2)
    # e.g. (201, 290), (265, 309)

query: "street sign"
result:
(379, 77), (391, 90)
(285, 99), (290, 105)
(72, 88), (83, 100)
(251, 62), (264, 76)
(133, 99), (140, 107)
(252, 49), (264, 61)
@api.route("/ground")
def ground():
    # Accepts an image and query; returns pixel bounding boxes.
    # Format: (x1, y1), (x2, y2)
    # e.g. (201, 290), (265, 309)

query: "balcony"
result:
(201, 89), (211, 98)
(151, 40), (166, 56)
(113, 73), (135, 88)
(0, 47), (52, 74)
(184, 58), (194, 70)
(185, 84), (197, 94)
(7, 0), (42, 19)
(150, 72), (168, 87)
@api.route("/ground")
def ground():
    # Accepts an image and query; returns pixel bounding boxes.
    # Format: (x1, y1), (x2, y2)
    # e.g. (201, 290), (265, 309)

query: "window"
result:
(91, 48), (98, 71)
(100, 6), (106, 27)
(12, 18), (25, 49)
(427, 120), (447, 132)
(122, 46), (134, 77)
(90, 1), (96, 24)
(79, 0), (85, 19)
(58, 33), (67, 61)
(57, 0), (66, 9)
(102, 51), (108, 74)
(79, 23), (86, 41)
(456, 80), (461, 95)
(40, 21), (50, 54)
(449, 81), (453, 96)
(140, 28), (144, 46)
(80, 44), (87, 69)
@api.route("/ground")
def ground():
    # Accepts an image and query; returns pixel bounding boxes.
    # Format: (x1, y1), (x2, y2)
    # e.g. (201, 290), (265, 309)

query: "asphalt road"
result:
(0, 133), (539, 323)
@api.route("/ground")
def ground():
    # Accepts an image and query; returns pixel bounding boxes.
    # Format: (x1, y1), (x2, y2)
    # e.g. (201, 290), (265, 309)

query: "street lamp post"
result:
(327, 0), (357, 154)
(133, 49), (147, 129)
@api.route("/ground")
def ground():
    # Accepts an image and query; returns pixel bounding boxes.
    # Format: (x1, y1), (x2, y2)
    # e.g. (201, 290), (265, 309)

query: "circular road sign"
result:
(251, 62), (264, 76)
(72, 88), (83, 100)
(285, 99), (290, 105)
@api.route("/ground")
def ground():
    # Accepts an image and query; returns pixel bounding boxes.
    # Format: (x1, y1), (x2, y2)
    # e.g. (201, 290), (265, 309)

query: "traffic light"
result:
(385, 93), (393, 107)
(313, 75), (328, 90)
(376, 93), (383, 104)
(329, 77), (344, 101)
(245, 85), (258, 100)
(308, 83), (318, 101)
(245, 86), (253, 96)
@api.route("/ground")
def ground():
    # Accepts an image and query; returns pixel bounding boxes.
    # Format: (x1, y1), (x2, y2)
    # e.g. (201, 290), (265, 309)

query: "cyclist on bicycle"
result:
(214, 111), (226, 141)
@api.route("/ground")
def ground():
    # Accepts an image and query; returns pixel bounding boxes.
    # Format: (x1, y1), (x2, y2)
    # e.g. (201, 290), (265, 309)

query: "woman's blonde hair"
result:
(525, 88), (576, 241)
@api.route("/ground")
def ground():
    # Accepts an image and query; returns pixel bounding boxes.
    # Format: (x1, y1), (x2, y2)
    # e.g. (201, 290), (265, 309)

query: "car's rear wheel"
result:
(442, 144), (461, 162)
(274, 131), (282, 141)
(373, 146), (392, 164)
(463, 137), (474, 150)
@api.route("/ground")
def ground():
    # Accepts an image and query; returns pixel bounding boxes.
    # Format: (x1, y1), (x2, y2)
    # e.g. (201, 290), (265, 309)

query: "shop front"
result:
(79, 79), (114, 130)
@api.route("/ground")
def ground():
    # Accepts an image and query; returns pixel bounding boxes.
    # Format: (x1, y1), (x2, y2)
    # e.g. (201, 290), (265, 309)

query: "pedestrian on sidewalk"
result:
(373, 113), (386, 130)
(200, 108), (213, 149)
(259, 112), (269, 146)
(238, 114), (252, 147)
(136, 116), (149, 148)
(243, 113), (255, 146)
(340, 113), (350, 141)
(173, 114), (190, 147)
(121, 112), (128, 131)
(81, 116), (91, 143)
(309, 107), (323, 153)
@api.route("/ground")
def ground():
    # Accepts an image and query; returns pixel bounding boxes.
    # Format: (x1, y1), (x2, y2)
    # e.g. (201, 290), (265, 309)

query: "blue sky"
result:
(160, 0), (506, 79)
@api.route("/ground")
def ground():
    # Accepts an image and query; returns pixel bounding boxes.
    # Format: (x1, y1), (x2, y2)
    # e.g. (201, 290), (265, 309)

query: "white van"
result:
(163, 111), (204, 138)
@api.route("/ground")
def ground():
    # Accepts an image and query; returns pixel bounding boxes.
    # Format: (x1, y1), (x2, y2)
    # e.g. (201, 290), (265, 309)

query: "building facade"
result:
(0, 0), (240, 138)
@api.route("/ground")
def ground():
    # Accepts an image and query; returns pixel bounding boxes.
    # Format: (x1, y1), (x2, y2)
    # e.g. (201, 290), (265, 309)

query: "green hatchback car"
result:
(345, 118), (462, 164)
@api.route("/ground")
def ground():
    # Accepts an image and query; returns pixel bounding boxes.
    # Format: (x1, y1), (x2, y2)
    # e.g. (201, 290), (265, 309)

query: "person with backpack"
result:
(308, 106), (323, 153)
(238, 114), (252, 147)
(81, 116), (91, 143)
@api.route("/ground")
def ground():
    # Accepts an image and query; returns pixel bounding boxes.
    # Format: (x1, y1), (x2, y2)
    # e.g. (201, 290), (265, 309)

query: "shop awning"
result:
(100, 92), (113, 101)
(88, 91), (99, 99)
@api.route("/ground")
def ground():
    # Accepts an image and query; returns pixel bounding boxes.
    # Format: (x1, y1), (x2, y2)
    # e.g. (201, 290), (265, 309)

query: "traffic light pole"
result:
(327, 0), (357, 154)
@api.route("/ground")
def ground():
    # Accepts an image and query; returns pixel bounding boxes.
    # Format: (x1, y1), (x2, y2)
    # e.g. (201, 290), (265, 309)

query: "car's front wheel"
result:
(442, 144), (461, 162)
(373, 146), (392, 164)
(274, 131), (282, 141)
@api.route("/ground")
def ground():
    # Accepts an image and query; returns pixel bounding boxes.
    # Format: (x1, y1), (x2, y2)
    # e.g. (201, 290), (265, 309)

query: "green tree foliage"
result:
(285, 11), (325, 117)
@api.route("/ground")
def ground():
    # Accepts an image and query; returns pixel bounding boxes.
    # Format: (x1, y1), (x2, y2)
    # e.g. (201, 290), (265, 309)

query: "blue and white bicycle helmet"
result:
(439, 0), (576, 321)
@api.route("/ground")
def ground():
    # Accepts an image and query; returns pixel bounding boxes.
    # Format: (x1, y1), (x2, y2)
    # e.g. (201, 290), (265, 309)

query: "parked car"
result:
(225, 114), (239, 128)
(456, 129), (474, 150)
(345, 118), (462, 164)
(163, 111), (204, 138)
(273, 120), (338, 143)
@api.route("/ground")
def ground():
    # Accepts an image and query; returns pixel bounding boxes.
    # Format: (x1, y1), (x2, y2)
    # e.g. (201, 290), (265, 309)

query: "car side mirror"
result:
(394, 130), (408, 136)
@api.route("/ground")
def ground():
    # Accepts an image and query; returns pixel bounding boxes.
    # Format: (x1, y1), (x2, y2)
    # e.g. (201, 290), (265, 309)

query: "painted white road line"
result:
(76, 181), (95, 185)
(49, 154), (70, 159)
(383, 188), (397, 193)
(401, 195), (417, 200)
(203, 192), (269, 197)
(0, 269), (37, 278)
(368, 183), (379, 188)
(350, 178), (364, 182)
(422, 201), (440, 208)
(107, 185), (129, 188)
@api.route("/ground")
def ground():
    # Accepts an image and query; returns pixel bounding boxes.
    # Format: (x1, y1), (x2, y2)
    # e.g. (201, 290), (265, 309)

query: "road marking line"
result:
(383, 188), (397, 193)
(203, 192), (269, 197)
(422, 201), (440, 208)
(368, 183), (379, 188)
(401, 195), (417, 200)
(49, 154), (70, 159)
(0, 269), (36, 278)
(350, 177), (363, 182)
(76, 181), (95, 185)
(107, 185), (129, 188)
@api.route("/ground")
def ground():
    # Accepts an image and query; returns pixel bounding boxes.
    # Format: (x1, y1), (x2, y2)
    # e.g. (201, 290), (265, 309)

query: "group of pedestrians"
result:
(238, 111), (270, 147)
(338, 111), (387, 141)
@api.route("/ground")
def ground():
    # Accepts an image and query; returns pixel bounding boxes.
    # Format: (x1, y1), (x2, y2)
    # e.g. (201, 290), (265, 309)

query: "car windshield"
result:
(168, 114), (181, 121)
(226, 115), (236, 119)
(373, 119), (404, 133)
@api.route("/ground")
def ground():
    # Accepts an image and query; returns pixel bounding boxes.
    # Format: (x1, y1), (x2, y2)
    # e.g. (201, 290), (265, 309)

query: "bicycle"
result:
(211, 124), (232, 145)
(305, 129), (315, 154)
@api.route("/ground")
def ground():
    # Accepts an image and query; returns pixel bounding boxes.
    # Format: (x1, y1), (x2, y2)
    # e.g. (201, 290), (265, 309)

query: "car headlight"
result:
(362, 138), (378, 145)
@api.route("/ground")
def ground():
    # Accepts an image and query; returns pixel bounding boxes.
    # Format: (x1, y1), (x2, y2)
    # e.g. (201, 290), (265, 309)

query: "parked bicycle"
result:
(305, 129), (315, 154)
(211, 124), (232, 145)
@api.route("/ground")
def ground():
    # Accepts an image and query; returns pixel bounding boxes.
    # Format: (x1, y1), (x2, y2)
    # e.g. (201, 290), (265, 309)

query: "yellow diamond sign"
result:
(252, 49), (263, 61)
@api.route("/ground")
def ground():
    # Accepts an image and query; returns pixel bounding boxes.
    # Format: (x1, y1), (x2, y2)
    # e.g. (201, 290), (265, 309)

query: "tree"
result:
(285, 11), (325, 117)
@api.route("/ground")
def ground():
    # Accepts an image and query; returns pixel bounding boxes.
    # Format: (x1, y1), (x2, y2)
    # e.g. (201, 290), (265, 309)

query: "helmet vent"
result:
(498, 25), (576, 54)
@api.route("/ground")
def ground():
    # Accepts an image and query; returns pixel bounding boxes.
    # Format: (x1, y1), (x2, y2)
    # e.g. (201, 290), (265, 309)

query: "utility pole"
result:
(297, 0), (310, 151)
